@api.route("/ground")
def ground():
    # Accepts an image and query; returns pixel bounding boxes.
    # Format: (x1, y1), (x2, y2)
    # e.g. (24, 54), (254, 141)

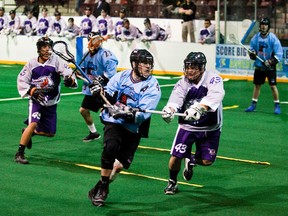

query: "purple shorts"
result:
(26, 100), (57, 134)
(171, 127), (221, 162)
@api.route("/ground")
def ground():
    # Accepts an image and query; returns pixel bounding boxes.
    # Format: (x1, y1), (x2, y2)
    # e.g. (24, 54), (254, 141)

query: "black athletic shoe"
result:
(164, 179), (178, 195)
(88, 181), (101, 201)
(183, 158), (195, 181)
(91, 181), (109, 207)
(22, 128), (32, 149)
(15, 152), (29, 164)
(82, 132), (101, 142)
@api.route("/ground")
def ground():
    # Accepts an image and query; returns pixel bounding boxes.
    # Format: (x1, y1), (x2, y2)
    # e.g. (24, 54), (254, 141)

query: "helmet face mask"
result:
(130, 49), (154, 80)
(87, 31), (103, 53)
(36, 37), (53, 60)
(184, 52), (207, 83)
(259, 17), (270, 35)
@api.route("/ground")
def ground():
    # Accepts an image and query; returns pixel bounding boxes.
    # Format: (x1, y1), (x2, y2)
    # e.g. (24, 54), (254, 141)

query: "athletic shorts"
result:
(81, 95), (103, 112)
(103, 122), (141, 169)
(253, 68), (277, 85)
(170, 127), (221, 162)
(26, 100), (57, 134)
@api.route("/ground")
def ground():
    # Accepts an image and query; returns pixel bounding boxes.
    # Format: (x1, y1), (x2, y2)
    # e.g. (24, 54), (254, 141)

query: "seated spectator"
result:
(64, 17), (80, 40)
(116, 18), (142, 41)
(36, 7), (52, 36)
(21, 10), (37, 36)
(198, 19), (215, 44)
(114, 8), (127, 39)
(141, 18), (168, 41)
(96, 8), (113, 37)
(80, 6), (97, 37)
(6, 10), (22, 36)
(48, 11), (67, 37)
(0, 7), (8, 34)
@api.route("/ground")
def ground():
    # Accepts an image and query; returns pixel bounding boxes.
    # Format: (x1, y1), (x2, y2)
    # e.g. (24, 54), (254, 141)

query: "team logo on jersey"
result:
(32, 74), (54, 90)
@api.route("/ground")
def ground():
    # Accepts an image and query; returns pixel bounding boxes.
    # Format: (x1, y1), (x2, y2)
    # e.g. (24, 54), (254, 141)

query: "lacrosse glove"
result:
(249, 50), (257, 60)
(63, 75), (75, 87)
(107, 103), (138, 120)
(184, 102), (206, 121)
(89, 80), (102, 96)
(28, 86), (45, 103)
(161, 106), (175, 123)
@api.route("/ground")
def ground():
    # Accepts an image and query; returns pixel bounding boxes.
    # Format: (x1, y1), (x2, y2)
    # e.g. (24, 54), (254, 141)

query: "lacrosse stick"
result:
(140, 109), (186, 117)
(70, 51), (90, 78)
(228, 34), (264, 63)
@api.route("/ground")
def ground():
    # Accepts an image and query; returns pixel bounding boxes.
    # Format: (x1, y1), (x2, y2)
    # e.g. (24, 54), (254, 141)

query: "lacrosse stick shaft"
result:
(237, 42), (265, 63)
(141, 109), (186, 117)
(70, 51), (89, 78)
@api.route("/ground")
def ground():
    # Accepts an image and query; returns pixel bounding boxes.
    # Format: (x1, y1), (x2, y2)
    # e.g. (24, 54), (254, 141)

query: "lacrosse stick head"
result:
(228, 33), (238, 44)
(87, 31), (106, 53)
(52, 40), (75, 63)
(36, 37), (53, 61)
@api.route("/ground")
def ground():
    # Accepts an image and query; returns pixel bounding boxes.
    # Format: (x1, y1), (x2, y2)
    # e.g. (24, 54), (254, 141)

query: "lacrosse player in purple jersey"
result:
(161, 52), (225, 195)
(80, 6), (97, 37)
(87, 49), (161, 207)
(79, 31), (118, 142)
(245, 17), (283, 114)
(15, 37), (78, 164)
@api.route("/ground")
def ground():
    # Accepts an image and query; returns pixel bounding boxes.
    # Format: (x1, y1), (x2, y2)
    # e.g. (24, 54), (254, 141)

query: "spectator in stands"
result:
(6, 10), (22, 36)
(80, 6), (97, 37)
(64, 17), (80, 40)
(198, 19), (215, 44)
(23, 0), (40, 19)
(114, 8), (127, 39)
(21, 10), (37, 36)
(141, 18), (168, 42)
(75, 0), (85, 16)
(96, 8), (113, 37)
(178, 0), (196, 42)
(93, 0), (110, 18)
(0, 7), (8, 34)
(36, 7), (52, 36)
(116, 18), (142, 41)
(49, 11), (67, 37)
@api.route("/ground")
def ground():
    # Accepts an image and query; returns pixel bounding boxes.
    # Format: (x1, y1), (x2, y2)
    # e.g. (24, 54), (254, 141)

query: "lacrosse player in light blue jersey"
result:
(79, 31), (118, 142)
(245, 17), (283, 114)
(161, 52), (225, 195)
(87, 49), (161, 207)
(15, 37), (78, 164)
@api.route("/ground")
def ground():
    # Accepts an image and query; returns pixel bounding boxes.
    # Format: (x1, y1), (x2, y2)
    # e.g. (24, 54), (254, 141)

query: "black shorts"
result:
(253, 68), (277, 85)
(103, 122), (141, 169)
(81, 95), (103, 112)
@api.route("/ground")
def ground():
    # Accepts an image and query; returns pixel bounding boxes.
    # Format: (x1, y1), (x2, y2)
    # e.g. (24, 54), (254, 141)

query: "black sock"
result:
(169, 170), (179, 182)
(18, 144), (26, 153)
(101, 176), (110, 185)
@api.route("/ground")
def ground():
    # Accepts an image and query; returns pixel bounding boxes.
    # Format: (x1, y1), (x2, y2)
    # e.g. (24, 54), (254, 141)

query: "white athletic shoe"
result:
(109, 159), (123, 182)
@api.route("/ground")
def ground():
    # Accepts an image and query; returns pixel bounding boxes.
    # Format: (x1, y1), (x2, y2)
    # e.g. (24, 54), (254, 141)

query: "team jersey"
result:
(0, 15), (8, 31)
(49, 18), (67, 35)
(166, 70), (225, 132)
(36, 16), (52, 35)
(100, 70), (161, 134)
(80, 48), (118, 95)
(250, 32), (283, 68)
(114, 18), (124, 38)
(96, 14), (113, 36)
(22, 16), (37, 34)
(7, 15), (21, 32)
(199, 24), (215, 43)
(80, 15), (97, 36)
(118, 24), (142, 40)
(17, 54), (78, 106)
(143, 23), (168, 41)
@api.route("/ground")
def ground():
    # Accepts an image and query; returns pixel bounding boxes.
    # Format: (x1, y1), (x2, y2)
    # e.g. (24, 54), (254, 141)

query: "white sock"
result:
(88, 123), (96, 133)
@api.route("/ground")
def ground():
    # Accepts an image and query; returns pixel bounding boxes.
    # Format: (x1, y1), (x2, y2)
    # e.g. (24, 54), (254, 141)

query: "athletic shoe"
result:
(88, 181), (101, 201)
(183, 158), (195, 181)
(82, 132), (101, 142)
(15, 152), (29, 164)
(245, 103), (256, 112)
(109, 159), (123, 183)
(22, 128), (32, 149)
(164, 179), (178, 195)
(274, 103), (281, 114)
(91, 181), (109, 207)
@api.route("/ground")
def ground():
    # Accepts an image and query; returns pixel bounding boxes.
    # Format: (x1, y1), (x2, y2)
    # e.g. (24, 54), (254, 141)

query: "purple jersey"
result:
(17, 54), (78, 106)
(0, 15), (8, 31)
(80, 15), (97, 36)
(37, 17), (50, 35)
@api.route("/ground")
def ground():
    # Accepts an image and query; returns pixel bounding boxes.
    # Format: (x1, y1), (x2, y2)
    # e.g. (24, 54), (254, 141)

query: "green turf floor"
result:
(0, 64), (288, 215)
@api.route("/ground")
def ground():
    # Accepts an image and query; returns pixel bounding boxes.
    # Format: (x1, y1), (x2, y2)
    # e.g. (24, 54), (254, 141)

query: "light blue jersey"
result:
(250, 32), (283, 68)
(100, 69), (161, 134)
(80, 47), (118, 95)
